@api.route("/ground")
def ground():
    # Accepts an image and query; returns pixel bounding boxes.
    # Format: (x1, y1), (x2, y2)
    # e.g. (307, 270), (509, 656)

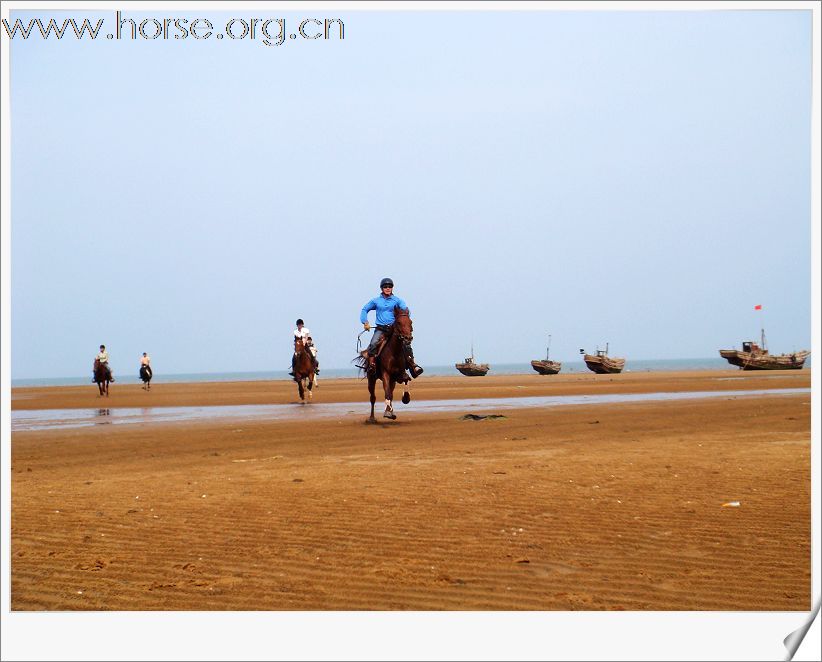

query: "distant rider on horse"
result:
(140, 352), (153, 380)
(93, 344), (114, 382)
(289, 318), (319, 376)
(360, 277), (424, 378)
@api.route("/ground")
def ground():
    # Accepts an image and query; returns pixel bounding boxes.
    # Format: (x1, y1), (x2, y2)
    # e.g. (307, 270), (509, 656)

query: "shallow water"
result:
(10, 388), (810, 432)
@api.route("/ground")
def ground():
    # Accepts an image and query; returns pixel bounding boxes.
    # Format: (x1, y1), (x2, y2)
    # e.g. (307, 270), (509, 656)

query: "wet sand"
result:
(10, 370), (812, 610)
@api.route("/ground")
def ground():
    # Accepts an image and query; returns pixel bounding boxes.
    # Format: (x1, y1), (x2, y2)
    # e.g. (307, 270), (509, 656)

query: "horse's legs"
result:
(297, 377), (305, 403)
(367, 374), (377, 423)
(307, 374), (314, 402)
(382, 374), (397, 419)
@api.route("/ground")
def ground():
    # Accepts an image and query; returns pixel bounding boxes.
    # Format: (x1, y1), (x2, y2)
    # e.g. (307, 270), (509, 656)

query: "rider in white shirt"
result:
(294, 319), (311, 343)
(93, 344), (114, 382)
(289, 319), (319, 375)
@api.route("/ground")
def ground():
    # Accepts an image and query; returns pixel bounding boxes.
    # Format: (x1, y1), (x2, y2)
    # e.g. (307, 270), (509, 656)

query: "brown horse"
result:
(93, 359), (110, 397)
(293, 338), (316, 403)
(364, 306), (413, 423)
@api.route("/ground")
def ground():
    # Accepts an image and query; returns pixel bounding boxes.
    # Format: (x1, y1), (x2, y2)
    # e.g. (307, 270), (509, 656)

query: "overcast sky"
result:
(8, 8), (814, 378)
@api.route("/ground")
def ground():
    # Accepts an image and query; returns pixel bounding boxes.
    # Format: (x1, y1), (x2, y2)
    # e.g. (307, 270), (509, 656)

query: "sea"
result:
(13, 356), (807, 388)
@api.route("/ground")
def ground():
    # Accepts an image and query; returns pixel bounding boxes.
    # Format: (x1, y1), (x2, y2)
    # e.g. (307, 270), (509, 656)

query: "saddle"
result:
(359, 325), (394, 361)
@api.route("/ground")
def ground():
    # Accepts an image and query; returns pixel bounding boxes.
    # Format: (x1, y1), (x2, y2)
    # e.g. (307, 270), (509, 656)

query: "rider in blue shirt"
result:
(361, 277), (424, 378)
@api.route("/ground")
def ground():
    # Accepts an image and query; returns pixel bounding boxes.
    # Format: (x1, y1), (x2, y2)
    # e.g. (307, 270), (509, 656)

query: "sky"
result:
(6, 6), (815, 378)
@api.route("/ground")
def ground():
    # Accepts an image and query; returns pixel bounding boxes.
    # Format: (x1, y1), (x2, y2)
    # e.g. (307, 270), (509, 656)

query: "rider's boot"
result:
(405, 347), (424, 378)
(367, 354), (377, 374)
(407, 359), (424, 378)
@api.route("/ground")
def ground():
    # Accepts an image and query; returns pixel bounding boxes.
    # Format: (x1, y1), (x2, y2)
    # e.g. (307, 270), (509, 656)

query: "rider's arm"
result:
(394, 296), (408, 311)
(360, 298), (377, 324)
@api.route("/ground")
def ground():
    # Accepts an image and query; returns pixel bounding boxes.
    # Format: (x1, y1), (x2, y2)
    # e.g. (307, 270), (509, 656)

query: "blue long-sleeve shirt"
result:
(360, 294), (408, 326)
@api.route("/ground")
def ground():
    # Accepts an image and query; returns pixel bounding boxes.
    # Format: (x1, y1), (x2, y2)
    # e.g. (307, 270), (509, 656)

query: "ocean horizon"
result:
(12, 356), (809, 388)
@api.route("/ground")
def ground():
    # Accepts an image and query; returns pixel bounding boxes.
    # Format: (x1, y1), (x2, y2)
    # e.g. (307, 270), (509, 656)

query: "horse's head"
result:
(294, 338), (305, 354)
(394, 306), (413, 342)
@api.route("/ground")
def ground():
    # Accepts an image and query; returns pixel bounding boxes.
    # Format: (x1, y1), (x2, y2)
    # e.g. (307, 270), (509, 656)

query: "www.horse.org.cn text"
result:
(1, 12), (346, 48)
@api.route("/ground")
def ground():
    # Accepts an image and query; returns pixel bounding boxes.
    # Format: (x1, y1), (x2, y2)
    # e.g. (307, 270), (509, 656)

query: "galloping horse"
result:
(363, 306), (413, 423)
(293, 338), (316, 403)
(93, 359), (110, 397)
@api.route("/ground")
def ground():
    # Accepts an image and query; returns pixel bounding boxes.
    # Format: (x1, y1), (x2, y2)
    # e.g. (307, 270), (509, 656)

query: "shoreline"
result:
(11, 368), (811, 411)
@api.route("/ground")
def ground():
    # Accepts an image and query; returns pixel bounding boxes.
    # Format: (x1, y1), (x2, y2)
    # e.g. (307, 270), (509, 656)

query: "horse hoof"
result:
(366, 418), (377, 425)
(401, 392), (411, 404)
(383, 412), (397, 420)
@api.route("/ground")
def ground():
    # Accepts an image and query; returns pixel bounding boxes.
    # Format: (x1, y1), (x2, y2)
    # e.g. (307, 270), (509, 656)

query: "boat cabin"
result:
(742, 341), (765, 354)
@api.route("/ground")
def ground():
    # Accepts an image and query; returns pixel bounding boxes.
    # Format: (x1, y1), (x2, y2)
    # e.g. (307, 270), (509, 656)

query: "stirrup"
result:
(409, 365), (423, 378)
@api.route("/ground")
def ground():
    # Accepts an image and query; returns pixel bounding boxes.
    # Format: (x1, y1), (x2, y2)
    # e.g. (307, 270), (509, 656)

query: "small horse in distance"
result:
(360, 306), (413, 423)
(140, 364), (153, 390)
(293, 338), (316, 403)
(93, 359), (111, 397)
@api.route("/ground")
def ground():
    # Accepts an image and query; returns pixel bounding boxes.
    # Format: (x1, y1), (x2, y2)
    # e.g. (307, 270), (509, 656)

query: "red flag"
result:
(754, 305), (762, 310)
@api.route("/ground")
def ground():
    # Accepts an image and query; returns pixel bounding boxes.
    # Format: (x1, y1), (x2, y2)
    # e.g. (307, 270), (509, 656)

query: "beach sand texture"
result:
(11, 370), (811, 610)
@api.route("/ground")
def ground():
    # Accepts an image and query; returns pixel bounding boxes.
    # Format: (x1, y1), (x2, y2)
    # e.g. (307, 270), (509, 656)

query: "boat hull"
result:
(455, 363), (490, 376)
(531, 360), (562, 375)
(719, 349), (809, 370)
(583, 354), (625, 374)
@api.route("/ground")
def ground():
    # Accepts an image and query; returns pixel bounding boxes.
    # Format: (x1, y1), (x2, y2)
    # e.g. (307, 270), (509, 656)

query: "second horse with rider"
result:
(361, 277), (424, 379)
(289, 318), (319, 377)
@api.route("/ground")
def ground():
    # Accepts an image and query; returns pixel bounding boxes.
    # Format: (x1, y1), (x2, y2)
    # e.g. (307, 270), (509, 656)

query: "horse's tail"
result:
(352, 354), (368, 375)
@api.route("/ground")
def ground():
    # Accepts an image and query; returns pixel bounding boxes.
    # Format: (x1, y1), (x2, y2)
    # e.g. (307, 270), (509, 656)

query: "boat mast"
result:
(546, 334), (551, 361)
(756, 305), (766, 351)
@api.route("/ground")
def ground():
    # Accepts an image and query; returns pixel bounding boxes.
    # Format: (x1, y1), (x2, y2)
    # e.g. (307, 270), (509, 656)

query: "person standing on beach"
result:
(289, 318), (319, 376)
(94, 344), (114, 382)
(360, 277), (424, 378)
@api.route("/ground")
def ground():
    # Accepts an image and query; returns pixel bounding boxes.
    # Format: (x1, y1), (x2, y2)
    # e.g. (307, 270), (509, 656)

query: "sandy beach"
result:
(10, 369), (811, 610)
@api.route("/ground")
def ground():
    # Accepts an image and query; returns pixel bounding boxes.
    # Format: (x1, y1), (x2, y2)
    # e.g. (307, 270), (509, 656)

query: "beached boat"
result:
(531, 334), (562, 375)
(455, 343), (490, 376)
(582, 344), (625, 374)
(719, 330), (809, 370)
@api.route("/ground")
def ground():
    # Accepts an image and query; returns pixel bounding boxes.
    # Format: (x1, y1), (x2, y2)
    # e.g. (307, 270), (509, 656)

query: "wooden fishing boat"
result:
(456, 343), (490, 376)
(531, 334), (562, 374)
(582, 343), (625, 374)
(719, 330), (809, 370)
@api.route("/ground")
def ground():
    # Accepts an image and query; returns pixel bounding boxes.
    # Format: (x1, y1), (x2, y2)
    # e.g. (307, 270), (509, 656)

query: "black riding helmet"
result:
(380, 277), (394, 289)
(296, 318), (304, 325)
